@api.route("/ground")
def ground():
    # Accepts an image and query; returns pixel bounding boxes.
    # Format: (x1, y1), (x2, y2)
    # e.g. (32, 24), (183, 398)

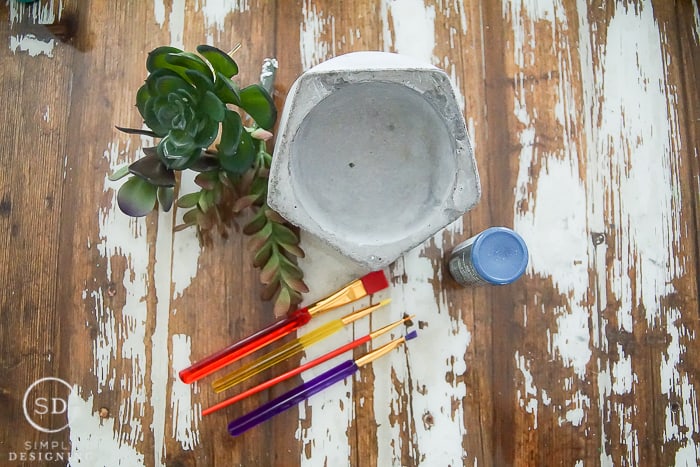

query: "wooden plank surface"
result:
(0, 0), (698, 466)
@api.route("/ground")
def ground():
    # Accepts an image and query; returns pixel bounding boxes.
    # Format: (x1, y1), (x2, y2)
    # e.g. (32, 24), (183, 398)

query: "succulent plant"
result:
(111, 45), (307, 315)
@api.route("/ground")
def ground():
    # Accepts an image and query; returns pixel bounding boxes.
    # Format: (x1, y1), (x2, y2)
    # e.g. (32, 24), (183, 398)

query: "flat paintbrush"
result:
(179, 270), (389, 384)
(202, 315), (414, 416)
(226, 330), (418, 436)
(212, 299), (391, 392)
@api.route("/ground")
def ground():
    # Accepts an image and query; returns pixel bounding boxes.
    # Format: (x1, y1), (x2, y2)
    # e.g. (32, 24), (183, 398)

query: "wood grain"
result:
(0, 1), (698, 466)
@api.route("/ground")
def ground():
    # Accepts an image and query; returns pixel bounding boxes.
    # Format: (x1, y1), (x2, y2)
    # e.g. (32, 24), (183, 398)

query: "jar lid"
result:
(470, 227), (528, 285)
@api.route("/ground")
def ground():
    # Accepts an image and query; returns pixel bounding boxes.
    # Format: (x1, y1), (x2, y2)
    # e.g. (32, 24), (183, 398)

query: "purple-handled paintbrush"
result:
(227, 330), (418, 436)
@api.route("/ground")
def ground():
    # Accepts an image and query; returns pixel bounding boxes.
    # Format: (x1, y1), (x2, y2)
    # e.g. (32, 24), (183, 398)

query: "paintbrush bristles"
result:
(307, 272), (389, 316)
(340, 299), (391, 325)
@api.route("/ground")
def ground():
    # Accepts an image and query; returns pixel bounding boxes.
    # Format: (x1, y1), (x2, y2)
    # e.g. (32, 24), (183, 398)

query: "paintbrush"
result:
(226, 330), (418, 435)
(212, 299), (392, 393)
(179, 270), (389, 384)
(202, 314), (414, 416)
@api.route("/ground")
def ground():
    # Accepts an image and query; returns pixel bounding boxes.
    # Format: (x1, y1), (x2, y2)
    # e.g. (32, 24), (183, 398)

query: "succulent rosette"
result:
(114, 45), (276, 216)
(111, 46), (307, 314)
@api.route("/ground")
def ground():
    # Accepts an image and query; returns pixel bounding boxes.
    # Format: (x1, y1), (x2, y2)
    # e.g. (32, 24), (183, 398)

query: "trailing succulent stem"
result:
(111, 45), (307, 314)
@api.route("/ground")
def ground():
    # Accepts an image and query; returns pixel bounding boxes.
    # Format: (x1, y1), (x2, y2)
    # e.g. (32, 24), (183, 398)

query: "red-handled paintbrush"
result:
(179, 270), (389, 384)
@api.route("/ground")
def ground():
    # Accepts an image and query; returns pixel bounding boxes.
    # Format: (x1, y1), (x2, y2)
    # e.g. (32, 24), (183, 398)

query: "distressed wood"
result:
(0, 1), (698, 466)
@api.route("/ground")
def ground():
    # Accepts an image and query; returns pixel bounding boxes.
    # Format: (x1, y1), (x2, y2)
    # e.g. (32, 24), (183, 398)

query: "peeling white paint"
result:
(300, 0), (335, 71)
(88, 141), (152, 454)
(171, 334), (201, 449)
(8, 0), (61, 26)
(380, 0), (436, 64)
(197, 0), (249, 33)
(562, 389), (589, 426)
(68, 388), (145, 466)
(87, 288), (117, 391)
(611, 344), (635, 395)
(7, 0), (62, 57)
(598, 3), (696, 463)
(9, 34), (55, 57)
(152, 0), (185, 48)
(436, 0), (467, 34)
(377, 251), (470, 466)
(151, 183), (175, 465)
(575, 0), (698, 463)
(73, 136), (202, 465)
(551, 304), (591, 378)
(515, 351), (538, 428)
(171, 171), (202, 301)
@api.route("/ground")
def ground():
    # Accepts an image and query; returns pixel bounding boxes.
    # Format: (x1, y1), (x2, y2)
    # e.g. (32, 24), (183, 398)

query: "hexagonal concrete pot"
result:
(268, 51), (481, 270)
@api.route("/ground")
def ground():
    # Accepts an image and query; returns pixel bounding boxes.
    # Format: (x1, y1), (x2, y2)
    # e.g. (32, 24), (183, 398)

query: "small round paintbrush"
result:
(226, 330), (419, 436)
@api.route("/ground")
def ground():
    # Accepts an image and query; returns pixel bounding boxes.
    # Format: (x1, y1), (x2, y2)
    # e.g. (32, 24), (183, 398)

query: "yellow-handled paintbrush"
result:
(212, 299), (391, 393)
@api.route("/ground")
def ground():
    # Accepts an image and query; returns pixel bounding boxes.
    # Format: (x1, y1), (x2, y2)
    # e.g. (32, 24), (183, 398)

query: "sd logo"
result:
(22, 377), (72, 433)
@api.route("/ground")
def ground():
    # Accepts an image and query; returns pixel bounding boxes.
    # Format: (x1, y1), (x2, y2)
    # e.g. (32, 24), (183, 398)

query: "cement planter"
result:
(268, 51), (481, 270)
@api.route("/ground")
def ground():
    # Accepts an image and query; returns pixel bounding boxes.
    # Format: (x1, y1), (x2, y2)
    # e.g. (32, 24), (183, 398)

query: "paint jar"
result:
(448, 227), (528, 286)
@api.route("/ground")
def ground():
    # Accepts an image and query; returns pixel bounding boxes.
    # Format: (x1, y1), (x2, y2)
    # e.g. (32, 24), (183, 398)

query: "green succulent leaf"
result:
(236, 129), (257, 169)
(213, 73), (241, 106)
(273, 287), (292, 316)
(158, 186), (175, 211)
(182, 208), (199, 225)
(235, 194), (262, 215)
(117, 176), (157, 217)
(192, 117), (220, 148)
(219, 113), (256, 174)
(165, 52), (212, 78)
(249, 175), (268, 199)
(184, 69), (215, 92)
(136, 85), (153, 117)
(279, 241), (305, 258)
(198, 190), (214, 212)
(271, 223), (299, 245)
(142, 97), (170, 136)
(239, 84), (277, 130)
(201, 90), (226, 122)
(197, 45), (239, 77)
(157, 138), (200, 170)
(108, 165), (130, 181)
(218, 110), (243, 157)
(260, 253), (280, 284)
(253, 242), (273, 268)
(154, 73), (192, 96)
(177, 192), (201, 209)
(146, 46), (184, 72)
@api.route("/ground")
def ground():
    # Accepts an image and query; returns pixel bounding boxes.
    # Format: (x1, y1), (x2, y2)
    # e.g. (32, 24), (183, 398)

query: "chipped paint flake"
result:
(68, 388), (145, 466)
(9, 34), (55, 57)
(171, 334), (201, 449)
(380, 0), (436, 63)
(300, 0), (336, 71)
(198, 0), (249, 33)
(7, 0), (62, 57)
(515, 351), (538, 428)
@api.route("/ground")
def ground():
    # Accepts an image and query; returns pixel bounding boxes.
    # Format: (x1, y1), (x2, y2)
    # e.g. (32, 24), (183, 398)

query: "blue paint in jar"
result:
(448, 227), (528, 286)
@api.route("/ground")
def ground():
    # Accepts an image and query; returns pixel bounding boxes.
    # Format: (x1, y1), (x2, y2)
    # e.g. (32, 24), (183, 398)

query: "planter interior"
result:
(268, 52), (481, 269)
